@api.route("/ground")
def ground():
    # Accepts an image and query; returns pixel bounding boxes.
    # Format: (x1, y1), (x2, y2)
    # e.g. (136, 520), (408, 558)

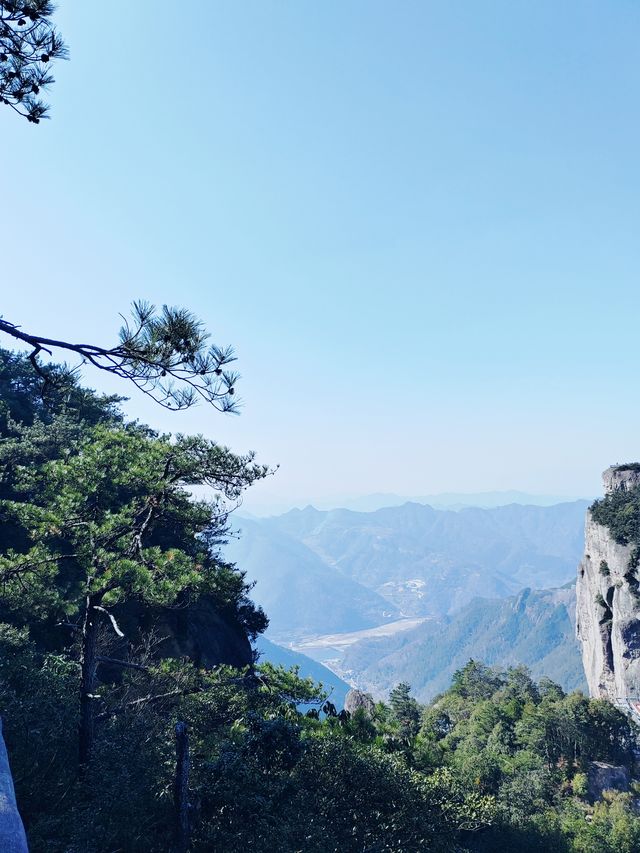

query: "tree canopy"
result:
(0, 349), (269, 770)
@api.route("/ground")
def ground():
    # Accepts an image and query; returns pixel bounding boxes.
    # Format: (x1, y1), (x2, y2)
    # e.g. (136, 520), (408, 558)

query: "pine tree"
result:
(0, 419), (270, 767)
(0, 301), (241, 411)
(389, 681), (421, 741)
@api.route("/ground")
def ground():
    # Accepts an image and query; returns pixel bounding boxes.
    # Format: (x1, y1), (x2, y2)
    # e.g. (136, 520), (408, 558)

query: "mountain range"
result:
(240, 490), (588, 517)
(300, 490), (588, 514)
(228, 498), (590, 704)
(227, 500), (589, 640)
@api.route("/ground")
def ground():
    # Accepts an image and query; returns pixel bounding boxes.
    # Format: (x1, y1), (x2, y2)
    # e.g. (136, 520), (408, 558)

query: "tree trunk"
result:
(78, 595), (99, 770)
(174, 721), (190, 853)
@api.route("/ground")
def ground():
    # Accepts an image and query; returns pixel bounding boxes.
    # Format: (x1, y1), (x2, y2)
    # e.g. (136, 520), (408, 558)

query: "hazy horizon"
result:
(237, 487), (592, 518)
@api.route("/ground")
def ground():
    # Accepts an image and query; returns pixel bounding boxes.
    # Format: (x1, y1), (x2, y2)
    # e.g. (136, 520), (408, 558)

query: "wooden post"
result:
(0, 717), (29, 853)
(174, 721), (190, 853)
(78, 595), (99, 770)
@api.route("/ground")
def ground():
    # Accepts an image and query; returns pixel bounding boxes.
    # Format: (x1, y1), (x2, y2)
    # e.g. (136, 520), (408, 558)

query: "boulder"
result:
(344, 688), (376, 716)
(587, 761), (629, 801)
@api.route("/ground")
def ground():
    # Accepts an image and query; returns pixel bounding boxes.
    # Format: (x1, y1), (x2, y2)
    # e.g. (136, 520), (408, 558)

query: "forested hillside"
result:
(255, 637), (350, 708)
(341, 585), (585, 701)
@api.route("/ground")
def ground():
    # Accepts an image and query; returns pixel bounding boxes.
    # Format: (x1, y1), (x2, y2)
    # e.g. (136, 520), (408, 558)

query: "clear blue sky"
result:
(2, 0), (640, 510)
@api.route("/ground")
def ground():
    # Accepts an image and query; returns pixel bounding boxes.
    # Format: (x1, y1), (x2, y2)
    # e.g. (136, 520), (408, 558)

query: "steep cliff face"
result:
(107, 595), (254, 672)
(576, 466), (640, 700)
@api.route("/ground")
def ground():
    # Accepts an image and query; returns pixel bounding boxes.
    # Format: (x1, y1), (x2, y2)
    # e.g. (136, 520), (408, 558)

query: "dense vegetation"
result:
(1, 351), (640, 852)
(591, 484), (640, 546)
(418, 662), (640, 852)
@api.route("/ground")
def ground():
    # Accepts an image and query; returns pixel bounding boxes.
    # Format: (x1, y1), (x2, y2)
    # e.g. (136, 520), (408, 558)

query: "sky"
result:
(2, 0), (640, 513)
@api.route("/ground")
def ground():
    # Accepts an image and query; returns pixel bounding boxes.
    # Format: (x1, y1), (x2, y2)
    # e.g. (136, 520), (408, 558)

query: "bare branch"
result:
(92, 605), (125, 638)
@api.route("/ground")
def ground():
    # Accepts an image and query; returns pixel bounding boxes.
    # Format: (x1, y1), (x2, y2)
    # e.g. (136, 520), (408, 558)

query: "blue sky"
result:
(2, 1), (640, 510)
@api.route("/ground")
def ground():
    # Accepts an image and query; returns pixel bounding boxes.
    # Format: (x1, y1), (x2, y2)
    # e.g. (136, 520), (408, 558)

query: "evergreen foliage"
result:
(2, 636), (638, 851)
(0, 351), (269, 769)
(0, 0), (66, 123)
(0, 301), (241, 411)
(419, 663), (640, 852)
(0, 348), (123, 435)
(591, 485), (640, 546)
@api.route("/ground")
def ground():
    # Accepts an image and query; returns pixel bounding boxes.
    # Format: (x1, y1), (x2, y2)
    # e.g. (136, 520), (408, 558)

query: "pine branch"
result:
(0, 1), (67, 123)
(0, 301), (240, 412)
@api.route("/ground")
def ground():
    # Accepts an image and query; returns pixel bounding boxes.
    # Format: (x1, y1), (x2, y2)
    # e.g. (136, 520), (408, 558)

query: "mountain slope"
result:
(339, 585), (585, 702)
(255, 637), (350, 708)
(225, 518), (399, 640)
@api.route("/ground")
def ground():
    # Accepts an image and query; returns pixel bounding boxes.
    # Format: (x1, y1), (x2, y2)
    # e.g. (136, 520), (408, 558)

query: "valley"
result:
(234, 498), (590, 701)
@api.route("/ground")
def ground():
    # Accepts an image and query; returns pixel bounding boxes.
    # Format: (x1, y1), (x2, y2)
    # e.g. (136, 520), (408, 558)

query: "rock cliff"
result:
(97, 595), (254, 682)
(0, 718), (27, 853)
(587, 761), (630, 802)
(576, 466), (640, 700)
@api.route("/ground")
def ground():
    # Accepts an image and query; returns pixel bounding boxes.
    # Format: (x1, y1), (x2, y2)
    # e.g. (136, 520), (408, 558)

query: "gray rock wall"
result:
(576, 467), (640, 700)
(587, 761), (629, 802)
(603, 465), (640, 496)
(111, 595), (254, 671)
(0, 718), (28, 853)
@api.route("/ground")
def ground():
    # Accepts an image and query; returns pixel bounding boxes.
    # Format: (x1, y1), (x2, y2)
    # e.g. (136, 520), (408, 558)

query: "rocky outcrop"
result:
(102, 595), (254, 677)
(147, 596), (254, 669)
(602, 464), (640, 495)
(344, 688), (376, 716)
(576, 466), (640, 700)
(587, 761), (629, 802)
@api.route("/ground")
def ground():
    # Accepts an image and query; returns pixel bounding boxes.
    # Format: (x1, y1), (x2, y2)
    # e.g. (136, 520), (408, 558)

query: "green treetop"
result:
(0, 417), (270, 765)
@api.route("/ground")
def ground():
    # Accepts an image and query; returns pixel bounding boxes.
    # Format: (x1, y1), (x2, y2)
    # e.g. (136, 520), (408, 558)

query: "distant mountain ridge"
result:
(225, 517), (401, 639)
(226, 499), (589, 642)
(241, 490), (589, 517)
(311, 490), (588, 514)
